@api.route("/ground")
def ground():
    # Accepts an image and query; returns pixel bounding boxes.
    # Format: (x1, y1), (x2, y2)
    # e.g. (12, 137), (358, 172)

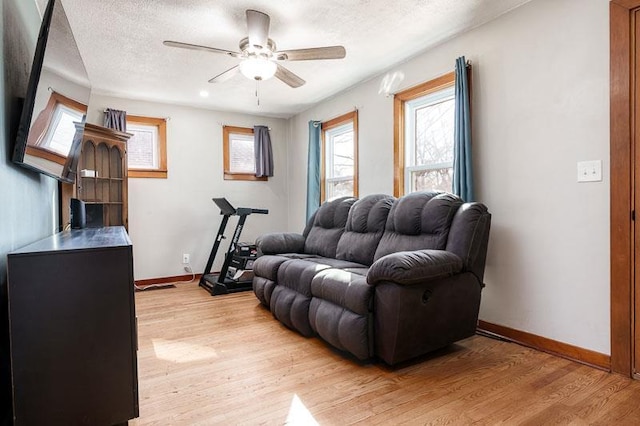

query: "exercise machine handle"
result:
(236, 207), (269, 216)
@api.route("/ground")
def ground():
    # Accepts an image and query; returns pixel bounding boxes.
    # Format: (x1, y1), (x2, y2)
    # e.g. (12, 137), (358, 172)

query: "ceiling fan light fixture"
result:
(165, 10), (345, 88)
(239, 57), (277, 81)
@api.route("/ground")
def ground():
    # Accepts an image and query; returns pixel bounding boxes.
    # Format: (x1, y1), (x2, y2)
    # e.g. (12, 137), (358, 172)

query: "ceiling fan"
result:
(164, 9), (346, 88)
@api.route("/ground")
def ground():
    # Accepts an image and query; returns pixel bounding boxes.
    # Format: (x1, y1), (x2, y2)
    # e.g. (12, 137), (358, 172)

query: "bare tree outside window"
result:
(326, 129), (354, 199)
(411, 168), (454, 192)
(404, 84), (455, 193)
(412, 97), (455, 192)
(322, 111), (359, 201)
(414, 99), (455, 166)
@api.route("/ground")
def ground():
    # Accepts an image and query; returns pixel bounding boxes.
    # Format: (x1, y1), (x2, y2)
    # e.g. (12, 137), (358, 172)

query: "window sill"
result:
(25, 145), (67, 165)
(129, 169), (168, 179)
(224, 172), (267, 181)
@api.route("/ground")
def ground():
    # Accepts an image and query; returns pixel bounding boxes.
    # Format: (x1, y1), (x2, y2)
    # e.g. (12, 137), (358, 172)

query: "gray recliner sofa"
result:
(252, 191), (491, 365)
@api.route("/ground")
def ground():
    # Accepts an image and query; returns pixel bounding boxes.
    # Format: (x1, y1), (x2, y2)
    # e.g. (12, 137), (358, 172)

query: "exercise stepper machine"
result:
(199, 197), (268, 296)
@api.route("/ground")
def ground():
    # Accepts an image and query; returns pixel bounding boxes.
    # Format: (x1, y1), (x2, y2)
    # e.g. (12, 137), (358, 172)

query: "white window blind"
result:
(229, 132), (256, 174)
(127, 123), (159, 169)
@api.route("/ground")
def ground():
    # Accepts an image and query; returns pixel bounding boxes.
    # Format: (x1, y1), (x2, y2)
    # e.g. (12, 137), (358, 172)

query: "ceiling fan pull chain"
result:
(256, 80), (260, 106)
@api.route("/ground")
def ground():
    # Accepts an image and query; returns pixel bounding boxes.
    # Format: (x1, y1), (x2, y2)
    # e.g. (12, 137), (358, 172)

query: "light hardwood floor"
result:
(131, 282), (640, 425)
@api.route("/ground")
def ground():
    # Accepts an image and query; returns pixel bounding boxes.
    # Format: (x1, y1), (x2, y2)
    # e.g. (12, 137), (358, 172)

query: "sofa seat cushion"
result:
(253, 276), (276, 307)
(270, 259), (334, 336)
(309, 268), (374, 360)
(302, 257), (366, 269)
(253, 254), (339, 308)
(254, 255), (361, 279)
(253, 255), (293, 282)
(310, 268), (371, 315)
(253, 255), (294, 307)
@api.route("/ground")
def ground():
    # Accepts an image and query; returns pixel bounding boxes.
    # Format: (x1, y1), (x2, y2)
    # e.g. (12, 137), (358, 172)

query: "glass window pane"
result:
(322, 115), (357, 200)
(414, 98), (455, 166)
(331, 130), (354, 178)
(326, 179), (354, 200)
(411, 167), (453, 193)
(229, 134), (255, 173)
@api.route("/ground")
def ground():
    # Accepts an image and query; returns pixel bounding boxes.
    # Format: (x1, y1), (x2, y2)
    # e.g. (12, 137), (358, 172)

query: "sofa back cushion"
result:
(304, 196), (357, 258)
(373, 191), (462, 261)
(336, 194), (395, 266)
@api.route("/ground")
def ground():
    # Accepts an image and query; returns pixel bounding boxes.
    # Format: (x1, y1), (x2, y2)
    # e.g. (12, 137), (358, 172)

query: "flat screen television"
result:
(12, 0), (91, 183)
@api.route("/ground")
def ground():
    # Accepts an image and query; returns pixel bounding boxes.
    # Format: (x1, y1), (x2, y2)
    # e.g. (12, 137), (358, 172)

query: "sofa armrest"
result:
(367, 249), (463, 286)
(256, 232), (306, 255)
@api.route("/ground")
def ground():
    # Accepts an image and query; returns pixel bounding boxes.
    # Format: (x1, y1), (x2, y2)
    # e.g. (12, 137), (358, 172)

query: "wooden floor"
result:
(131, 283), (640, 425)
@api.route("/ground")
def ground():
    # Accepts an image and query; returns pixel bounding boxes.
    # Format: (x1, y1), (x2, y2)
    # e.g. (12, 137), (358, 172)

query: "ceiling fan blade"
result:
(246, 10), (270, 49)
(163, 40), (240, 57)
(275, 64), (305, 88)
(276, 46), (346, 61)
(208, 65), (240, 83)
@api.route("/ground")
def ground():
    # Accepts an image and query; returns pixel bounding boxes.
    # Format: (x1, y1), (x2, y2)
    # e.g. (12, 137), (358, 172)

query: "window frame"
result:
(126, 115), (168, 179)
(222, 125), (267, 181)
(321, 111), (359, 202)
(403, 85), (456, 194)
(26, 91), (87, 165)
(393, 71), (455, 197)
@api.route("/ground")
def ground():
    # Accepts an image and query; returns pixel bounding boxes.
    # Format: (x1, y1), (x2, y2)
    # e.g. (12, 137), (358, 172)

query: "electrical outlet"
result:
(182, 253), (190, 264)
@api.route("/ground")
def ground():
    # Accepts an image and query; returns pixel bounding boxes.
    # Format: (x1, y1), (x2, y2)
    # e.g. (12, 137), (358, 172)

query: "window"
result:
(223, 126), (266, 181)
(321, 111), (358, 201)
(126, 115), (167, 178)
(394, 72), (455, 196)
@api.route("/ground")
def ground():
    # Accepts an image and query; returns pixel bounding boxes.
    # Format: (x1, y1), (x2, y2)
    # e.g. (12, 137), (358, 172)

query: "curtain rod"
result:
(221, 123), (272, 131)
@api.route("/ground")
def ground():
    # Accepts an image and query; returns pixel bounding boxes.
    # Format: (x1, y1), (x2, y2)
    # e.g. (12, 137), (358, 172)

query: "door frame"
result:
(611, 0), (640, 376)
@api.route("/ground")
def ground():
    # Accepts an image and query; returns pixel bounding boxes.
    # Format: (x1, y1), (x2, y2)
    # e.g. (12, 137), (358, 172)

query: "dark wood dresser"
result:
(7, 226), (138, 425)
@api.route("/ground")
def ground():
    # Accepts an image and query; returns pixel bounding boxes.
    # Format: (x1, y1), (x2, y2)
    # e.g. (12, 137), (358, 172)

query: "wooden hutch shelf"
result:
(61, 123), (132, 229)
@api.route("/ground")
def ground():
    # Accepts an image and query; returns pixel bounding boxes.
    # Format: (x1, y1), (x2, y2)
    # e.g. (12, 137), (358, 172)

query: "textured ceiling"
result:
(44, 0), (531, 118)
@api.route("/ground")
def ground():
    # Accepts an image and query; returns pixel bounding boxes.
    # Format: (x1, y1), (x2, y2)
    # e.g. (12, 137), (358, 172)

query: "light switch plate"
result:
(577, 160), (602, 182)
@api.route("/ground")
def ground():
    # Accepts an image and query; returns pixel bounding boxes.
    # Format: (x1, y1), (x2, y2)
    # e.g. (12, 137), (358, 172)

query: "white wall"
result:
(87, 96), (289, 280)
(287, 0), (610, 354)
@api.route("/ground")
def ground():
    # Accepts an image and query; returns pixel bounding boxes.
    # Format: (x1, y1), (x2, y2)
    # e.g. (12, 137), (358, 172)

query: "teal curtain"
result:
(306, 121), (321, 221)
(453, 56), (474, 201)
